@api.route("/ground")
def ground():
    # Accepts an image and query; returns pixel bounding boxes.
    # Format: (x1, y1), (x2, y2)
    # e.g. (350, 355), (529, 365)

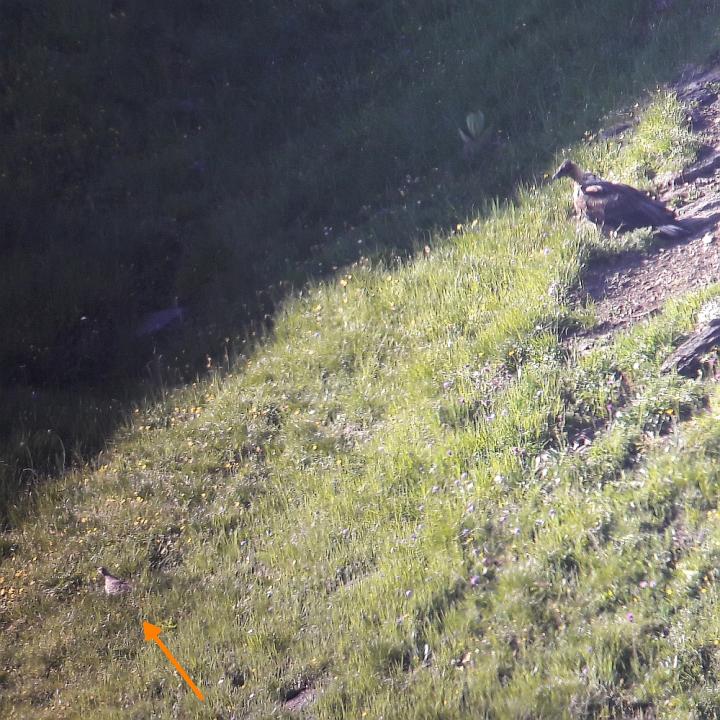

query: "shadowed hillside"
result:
(2, 1), (719, 496)
(6, 2), (720, 718)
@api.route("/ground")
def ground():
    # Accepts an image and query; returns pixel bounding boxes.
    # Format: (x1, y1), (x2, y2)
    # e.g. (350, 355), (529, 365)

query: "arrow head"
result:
(143, 621), (162, 641)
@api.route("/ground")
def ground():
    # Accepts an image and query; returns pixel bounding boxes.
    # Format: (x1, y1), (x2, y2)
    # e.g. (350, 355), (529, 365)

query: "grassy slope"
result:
(2, 0), (719, 497)
(5, 6), (720, 720)
(5, 93), (720, 719)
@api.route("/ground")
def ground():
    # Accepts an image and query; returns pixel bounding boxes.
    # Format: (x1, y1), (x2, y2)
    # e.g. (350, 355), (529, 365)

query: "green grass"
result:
(2, 0), (720, 503)
(6, 85), (720, 718)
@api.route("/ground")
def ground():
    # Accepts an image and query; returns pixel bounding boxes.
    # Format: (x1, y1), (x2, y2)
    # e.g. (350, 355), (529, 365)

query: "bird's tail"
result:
(654, 223), (689, 239)
(655, 216), (712, 239)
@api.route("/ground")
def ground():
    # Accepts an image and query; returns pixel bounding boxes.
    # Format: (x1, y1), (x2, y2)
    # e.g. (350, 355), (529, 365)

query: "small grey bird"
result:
(98, 566), (132, 595)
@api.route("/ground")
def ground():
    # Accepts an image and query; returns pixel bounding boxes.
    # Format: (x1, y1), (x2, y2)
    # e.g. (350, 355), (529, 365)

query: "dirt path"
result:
(575, 62), (720, 341)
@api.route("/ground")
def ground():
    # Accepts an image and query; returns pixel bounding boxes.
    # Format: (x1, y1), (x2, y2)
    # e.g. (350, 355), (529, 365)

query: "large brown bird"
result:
(552, 159), (687, 237)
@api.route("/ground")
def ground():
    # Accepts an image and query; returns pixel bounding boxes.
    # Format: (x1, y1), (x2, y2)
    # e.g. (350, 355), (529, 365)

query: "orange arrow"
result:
(143, 621), (204, 701)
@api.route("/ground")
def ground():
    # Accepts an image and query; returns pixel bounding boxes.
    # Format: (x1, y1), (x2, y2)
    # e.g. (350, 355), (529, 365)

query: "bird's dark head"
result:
(98, 566), (108, 576)
(552, 159), (575, 181)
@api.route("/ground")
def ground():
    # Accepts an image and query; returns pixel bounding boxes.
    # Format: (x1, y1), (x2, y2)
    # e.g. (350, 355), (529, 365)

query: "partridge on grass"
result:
(98, 566), (132, 595)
